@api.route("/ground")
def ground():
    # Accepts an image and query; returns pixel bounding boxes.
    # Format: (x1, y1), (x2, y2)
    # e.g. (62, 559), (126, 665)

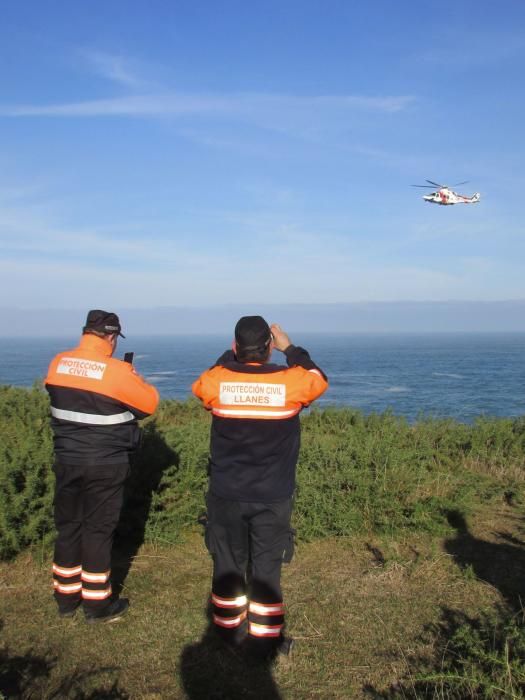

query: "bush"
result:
(0, 388), (524, 559)
(411, 609), (525, 698)
(0, 385), (55, 559)
(140, 400), (210, 543)
(294, 409), (523, 541)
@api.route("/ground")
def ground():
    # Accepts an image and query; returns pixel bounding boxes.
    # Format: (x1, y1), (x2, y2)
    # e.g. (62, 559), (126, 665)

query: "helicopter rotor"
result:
(411, 179), (471, 189)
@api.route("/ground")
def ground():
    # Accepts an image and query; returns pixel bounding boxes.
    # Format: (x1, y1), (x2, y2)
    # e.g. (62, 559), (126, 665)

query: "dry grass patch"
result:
(1, 504), (522, 699)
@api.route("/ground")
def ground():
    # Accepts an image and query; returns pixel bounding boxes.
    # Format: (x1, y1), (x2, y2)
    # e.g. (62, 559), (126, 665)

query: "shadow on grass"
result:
(362, 508), (525, 698)
(112, 421), (179, 595)
(0, 645), (53, 699)
(0, 624), (129, 699)
(362, 605), (525, 699)
(179, 605), (282, 700)
(444, 509), (525, 612)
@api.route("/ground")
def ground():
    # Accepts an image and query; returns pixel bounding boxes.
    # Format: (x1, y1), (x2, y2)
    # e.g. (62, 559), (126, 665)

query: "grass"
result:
(1, 389), (524, 697)
(1, 501), (524, 698)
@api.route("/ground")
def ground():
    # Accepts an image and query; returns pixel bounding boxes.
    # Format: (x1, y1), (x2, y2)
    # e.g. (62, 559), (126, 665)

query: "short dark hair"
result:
(236, 344), (272, 363)
(83, 328), (114, 339)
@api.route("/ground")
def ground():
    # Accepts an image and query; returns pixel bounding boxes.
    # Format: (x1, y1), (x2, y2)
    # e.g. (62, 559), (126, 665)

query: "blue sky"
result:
(1, 1), (524, 311)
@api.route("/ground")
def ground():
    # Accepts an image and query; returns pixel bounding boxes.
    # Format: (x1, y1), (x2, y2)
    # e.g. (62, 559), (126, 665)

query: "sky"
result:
(1, 1), (525, 323)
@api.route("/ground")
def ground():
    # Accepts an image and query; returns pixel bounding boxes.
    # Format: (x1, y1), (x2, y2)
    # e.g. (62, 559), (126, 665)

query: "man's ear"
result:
(231, 340), (237, 353)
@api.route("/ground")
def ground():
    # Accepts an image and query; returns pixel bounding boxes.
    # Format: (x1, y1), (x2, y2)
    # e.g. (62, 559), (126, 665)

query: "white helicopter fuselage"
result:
(423, 188), (480, 205)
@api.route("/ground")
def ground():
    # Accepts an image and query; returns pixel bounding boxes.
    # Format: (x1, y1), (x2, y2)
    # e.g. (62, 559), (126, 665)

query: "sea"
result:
(1, 333), (524, 423)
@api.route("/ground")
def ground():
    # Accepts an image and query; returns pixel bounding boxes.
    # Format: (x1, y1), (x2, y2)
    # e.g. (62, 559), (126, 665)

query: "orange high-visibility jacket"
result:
(45, 334), (159, 465)
(192, 345), (328, 501)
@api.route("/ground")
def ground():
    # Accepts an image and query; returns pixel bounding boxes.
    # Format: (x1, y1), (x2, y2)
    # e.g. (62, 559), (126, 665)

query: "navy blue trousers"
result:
(52, 461), (129, 613)
(206, 492), (294, 647)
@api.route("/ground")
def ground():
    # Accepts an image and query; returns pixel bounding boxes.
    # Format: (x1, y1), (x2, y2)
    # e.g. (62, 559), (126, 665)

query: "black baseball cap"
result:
(235, 315), (271, 351)
(83, 309), (126, 338)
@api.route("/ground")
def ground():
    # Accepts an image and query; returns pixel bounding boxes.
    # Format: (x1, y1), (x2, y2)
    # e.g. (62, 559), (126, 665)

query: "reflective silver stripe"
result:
(212, 407), (300, 418)
(308, 369), (323, 377)
(50, 407), (135, 425)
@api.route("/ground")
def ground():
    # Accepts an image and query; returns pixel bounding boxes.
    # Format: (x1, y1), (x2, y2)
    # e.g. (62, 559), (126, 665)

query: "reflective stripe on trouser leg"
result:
(248, 601), (285, 638)
(81, 462), (129, 612)
(82, 569), (112, 601)
(52, 463), (84, 611)
(211, 592), (248, 629)
(206, 494), (249, 638)
(53, 563), (82, 607)
(246, 499), (293, 643)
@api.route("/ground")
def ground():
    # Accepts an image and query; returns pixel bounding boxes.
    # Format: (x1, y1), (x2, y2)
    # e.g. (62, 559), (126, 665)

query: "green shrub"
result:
(413, 609), (525, 698)
(0, 385), (55, 559)
(293, 410), (511, 541)
(1, 388), (524, 559)
(142, 400), (210, 543)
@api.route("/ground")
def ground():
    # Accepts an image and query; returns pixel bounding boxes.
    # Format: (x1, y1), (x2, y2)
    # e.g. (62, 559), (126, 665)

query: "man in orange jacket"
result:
(192, 316), (328, 657)
(45, 310), (159, 623)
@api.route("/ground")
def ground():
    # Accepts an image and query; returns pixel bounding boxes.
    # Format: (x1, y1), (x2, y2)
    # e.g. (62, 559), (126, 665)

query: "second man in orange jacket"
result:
(192, 316), (328, 657)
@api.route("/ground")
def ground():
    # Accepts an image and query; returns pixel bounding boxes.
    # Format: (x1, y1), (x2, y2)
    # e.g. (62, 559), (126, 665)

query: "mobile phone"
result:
(124, 352), (134, 364)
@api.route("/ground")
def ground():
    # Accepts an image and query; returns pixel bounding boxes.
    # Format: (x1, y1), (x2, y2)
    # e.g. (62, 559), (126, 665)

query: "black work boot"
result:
(215, 619), (248, 648)
(276, 635), (294, 656)
(58, 601), (81, 618)
(85, 598), (129, 624)
(247, 634), (294, 660)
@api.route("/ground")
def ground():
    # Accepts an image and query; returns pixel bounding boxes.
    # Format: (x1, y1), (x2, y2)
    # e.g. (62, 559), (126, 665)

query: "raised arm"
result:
(271, 324), (328, 404)
(110, 361), (160, 418)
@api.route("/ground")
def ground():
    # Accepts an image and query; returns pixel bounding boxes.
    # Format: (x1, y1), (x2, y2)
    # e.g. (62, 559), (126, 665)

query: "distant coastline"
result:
(1, 300), (525, 336)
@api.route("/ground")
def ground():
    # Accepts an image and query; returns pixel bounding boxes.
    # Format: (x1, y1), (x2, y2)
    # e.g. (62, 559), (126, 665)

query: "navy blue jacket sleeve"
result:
(284, 345), (328, 381)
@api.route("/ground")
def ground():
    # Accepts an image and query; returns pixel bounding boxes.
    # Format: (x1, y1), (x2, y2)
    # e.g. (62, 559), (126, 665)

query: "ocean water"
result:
(1, 333), (524, 422)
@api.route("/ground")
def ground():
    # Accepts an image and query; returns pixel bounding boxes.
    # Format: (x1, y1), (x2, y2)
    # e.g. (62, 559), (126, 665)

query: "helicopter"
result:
(412, 180), (481, 205)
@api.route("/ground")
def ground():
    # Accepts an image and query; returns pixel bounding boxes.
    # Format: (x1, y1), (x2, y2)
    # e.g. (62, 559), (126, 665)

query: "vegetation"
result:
(0, 386), (54, 560)
(1, 387), (524, 558)
(0, 385), (524, 697)
(409, 609), (525, 698)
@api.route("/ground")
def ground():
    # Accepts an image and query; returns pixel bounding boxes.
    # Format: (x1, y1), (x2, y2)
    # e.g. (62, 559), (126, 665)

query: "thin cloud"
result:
(0, 183), (47, 203)
(0, 92), (415, 119)
(3, 250), (523, 307)
(177, 128), (282, 158)
(79, 49), (143, 87)
(419, 30), (525, 68)
(0, 212), (208, 268)
(2, 205), (524, 305)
